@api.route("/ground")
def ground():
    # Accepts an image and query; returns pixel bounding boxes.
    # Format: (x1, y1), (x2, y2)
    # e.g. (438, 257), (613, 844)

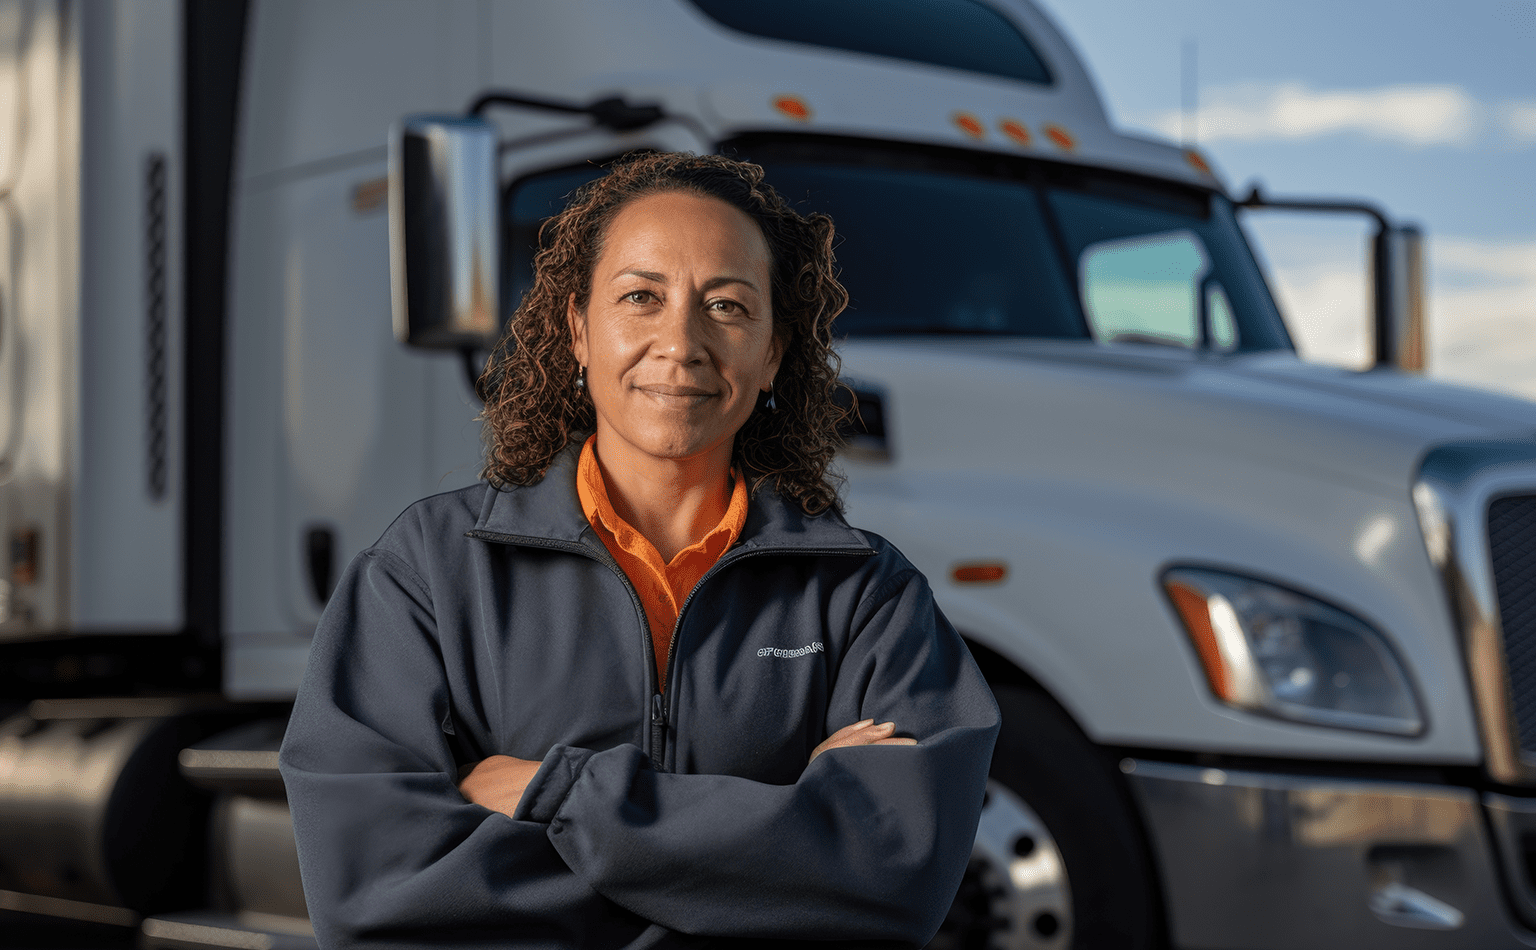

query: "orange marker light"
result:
(1043, 124), (1076, 151)
(952, 562), (1007, 584)
(953, 112), (986, 139)
(10, 527), (37, 586)
(999, 119), (1032, 146)
(773, 95), (811, 121)
(1185, 150), (1212, 175)
(351, 176), (389, 215)
(1164, 580), (1230, 700)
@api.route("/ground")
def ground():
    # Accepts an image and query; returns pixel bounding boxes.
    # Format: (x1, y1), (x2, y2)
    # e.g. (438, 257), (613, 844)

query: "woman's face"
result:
(569, 190), (782, 467)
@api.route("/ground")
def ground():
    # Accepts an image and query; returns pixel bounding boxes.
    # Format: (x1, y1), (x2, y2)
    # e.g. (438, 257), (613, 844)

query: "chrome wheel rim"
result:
(968, 778), (1074, 949)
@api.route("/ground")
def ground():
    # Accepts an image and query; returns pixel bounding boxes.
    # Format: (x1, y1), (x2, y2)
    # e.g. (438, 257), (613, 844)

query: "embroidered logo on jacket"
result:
(758, 641), (826, 659)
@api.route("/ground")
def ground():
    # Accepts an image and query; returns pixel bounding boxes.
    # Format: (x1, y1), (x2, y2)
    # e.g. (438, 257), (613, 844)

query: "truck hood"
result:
(837, 338), (1530, 763)
(843, 339), (1536, 495)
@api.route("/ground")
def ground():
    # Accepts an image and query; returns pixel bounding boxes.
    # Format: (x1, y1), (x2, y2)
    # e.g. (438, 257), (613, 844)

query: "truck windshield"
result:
(504, 140), (1292, 353)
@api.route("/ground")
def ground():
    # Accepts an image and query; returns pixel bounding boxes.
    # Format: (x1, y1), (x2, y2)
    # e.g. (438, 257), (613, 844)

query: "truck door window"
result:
(1078, 232), (1241, 351)
(1049, 188), (1292, 353)
(1080, 231), (1208, 348)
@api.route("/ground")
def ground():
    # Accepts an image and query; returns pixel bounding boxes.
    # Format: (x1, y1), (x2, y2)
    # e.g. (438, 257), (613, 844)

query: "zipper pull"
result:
(649, 693), (668, 771)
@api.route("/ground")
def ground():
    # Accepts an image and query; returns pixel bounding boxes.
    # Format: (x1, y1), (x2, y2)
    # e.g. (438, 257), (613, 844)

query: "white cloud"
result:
(1500, 101), (1536, 144)
(1435, 237), (1536, 285)
(1260, 235), (1536, 400)
(1427, 238), (1536, 397)
(1267, 260), (1371, 368)
(1147, 82), (1483, 147)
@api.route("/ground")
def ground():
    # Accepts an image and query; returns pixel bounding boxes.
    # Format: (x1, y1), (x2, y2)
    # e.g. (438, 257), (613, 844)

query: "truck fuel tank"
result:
(0, 700), (239, 914)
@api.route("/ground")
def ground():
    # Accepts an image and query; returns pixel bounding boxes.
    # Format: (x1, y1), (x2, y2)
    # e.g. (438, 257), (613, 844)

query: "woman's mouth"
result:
(636, 383), (717, 404)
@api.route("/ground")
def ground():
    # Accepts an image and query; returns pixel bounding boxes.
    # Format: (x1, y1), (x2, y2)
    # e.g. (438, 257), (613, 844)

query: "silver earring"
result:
(575, 367), (586, 391)
(765, 384), (777, 411)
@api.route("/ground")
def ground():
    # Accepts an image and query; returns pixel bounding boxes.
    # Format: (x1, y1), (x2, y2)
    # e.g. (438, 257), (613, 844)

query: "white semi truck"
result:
(4, 1), (1536, 948)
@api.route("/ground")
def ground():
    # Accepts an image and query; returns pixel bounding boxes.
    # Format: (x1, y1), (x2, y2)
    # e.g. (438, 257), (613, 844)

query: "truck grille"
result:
(1489, 496), (1536, 755)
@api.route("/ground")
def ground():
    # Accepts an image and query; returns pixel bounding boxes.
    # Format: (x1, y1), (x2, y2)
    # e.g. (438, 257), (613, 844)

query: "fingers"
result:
(809, 720), (915, 764)
(837, 720), (899, 743)
(824, 718), (876, 742)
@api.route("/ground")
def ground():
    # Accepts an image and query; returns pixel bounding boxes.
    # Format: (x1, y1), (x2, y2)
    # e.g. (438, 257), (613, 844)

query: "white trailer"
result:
(3, 1), (1536, 948)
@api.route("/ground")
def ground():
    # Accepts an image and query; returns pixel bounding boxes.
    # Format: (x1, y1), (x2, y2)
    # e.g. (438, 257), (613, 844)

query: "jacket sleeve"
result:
(514, 564), (1002, 945)
(278, 550), (626, 949)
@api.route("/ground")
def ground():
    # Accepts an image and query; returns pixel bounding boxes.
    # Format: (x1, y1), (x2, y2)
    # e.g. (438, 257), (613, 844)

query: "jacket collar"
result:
(471, 441), (873, 555)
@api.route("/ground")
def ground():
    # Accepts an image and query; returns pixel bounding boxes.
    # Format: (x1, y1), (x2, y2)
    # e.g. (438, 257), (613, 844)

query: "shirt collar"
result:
(575, 435), (749, 563)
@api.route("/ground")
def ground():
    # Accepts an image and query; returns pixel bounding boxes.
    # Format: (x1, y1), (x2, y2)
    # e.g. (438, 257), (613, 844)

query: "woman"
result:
(279, 152), (999, 949)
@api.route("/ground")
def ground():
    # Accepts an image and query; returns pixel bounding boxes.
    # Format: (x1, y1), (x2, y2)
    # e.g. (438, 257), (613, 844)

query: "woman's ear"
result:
(567, 293), (589, 367)
(761, 324), (787, 392)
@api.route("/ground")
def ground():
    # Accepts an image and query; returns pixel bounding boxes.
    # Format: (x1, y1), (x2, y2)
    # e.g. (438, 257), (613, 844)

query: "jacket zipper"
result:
(469, 529), (874, 773)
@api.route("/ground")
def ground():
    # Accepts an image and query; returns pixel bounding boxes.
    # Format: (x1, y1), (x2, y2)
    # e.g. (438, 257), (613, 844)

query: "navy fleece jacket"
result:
(278, 445), (1000, 949)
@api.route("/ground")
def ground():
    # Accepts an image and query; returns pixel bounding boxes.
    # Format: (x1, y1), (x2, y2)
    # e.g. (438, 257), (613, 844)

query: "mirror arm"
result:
(1238, 185), (1390, 232)
(467, 90), (666, 132)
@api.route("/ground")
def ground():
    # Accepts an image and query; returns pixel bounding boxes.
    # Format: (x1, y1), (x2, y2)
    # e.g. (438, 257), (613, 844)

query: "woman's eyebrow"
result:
(618, 269), (666, 283)
(702, 275), (760, 293)
(616, 269), (761, 294)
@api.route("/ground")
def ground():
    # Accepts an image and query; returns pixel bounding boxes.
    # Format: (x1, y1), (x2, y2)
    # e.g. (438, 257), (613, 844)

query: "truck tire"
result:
(931, 683), (1162, 950)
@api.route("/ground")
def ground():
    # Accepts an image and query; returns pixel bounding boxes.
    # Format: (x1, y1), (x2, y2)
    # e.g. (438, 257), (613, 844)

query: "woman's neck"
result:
(591, 433), (733, 563)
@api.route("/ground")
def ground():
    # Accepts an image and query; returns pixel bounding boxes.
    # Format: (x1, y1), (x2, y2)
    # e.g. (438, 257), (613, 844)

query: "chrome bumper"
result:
(1123, 759), (1536, 949)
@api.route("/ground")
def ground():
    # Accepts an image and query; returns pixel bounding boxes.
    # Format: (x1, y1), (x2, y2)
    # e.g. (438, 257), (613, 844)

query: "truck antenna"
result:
(1182, 37), (1198, 147)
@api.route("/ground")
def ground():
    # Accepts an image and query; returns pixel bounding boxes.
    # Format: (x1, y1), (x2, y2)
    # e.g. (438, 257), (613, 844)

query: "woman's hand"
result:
(809, 719), (917, 765)
(458, 755), (543, 817)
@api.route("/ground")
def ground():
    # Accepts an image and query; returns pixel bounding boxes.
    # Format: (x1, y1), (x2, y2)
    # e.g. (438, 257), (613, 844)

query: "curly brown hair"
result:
(478, 151), (851, 515)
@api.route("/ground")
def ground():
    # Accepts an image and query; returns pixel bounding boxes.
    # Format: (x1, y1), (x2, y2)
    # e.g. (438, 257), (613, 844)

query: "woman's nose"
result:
(653, 299), (708, 364)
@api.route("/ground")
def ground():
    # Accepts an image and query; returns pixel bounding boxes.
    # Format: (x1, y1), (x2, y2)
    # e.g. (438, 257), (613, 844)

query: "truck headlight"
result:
(1162, 567), (1424, 736)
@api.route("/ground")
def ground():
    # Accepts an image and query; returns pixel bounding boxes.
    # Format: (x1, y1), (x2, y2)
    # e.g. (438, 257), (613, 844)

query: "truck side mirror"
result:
(1373, 226), (1426, 373)
(388, 115), (501, 349)
(1239, 188), (1427, 374)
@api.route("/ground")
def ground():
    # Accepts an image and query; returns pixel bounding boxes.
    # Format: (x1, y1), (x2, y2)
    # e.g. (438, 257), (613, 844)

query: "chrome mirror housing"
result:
(388, 115), (501, 349)
(1373, 225), (1426, 373)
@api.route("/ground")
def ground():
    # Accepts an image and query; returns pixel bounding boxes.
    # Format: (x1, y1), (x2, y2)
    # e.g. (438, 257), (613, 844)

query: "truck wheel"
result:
(930, 684), (1161, 950)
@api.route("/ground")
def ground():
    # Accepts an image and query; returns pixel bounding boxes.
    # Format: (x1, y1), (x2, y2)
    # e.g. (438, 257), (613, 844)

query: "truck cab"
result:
(3, 1), (1536, 948)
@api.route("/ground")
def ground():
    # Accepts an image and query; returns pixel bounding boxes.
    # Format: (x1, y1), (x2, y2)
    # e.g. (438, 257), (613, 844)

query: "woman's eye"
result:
(622, 291), (654, 305)
(707, 299), (744, 316)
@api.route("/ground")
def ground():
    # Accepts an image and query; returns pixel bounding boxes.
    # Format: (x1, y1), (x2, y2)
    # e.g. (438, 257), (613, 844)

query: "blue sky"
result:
(1032, 0), (1536, 397)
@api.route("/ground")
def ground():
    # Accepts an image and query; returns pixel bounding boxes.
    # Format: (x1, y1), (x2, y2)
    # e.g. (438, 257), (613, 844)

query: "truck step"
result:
(178, 718), (288, 798)
(140, 910), (316, 950)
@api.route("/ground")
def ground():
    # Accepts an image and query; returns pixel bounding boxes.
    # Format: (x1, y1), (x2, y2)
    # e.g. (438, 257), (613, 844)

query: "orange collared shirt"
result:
(576, 436), (749, 690)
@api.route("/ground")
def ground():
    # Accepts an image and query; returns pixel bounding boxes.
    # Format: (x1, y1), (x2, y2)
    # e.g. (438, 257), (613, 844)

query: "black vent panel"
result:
(145, 153), (168, 501)
(1489, 495), (1536, 754)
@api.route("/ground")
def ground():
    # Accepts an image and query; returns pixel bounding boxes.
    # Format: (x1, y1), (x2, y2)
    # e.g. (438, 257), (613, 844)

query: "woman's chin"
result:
(606, 425), (732, 466)
(597, 403), (751, 466)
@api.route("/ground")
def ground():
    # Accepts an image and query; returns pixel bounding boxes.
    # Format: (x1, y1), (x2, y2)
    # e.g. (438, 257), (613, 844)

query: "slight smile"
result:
(636, 383), (719, 406)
